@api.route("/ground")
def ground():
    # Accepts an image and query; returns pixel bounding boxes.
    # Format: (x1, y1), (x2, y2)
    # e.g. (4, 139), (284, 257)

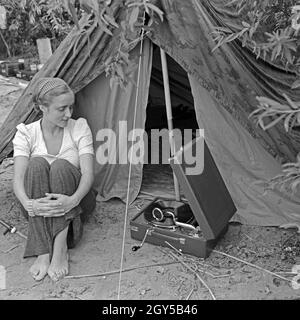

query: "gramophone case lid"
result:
(169, 136), (237, 240)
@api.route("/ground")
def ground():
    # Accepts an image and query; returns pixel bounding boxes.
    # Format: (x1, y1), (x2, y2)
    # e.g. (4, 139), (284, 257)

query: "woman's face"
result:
(42, 92), (75, 128)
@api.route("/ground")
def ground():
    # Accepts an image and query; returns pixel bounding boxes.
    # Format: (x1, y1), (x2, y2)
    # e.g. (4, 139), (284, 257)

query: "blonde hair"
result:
(33, 77), (73, 111)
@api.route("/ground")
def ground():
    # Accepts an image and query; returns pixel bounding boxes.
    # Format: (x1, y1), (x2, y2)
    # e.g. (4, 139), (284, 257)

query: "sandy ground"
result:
(0, 76), (300, 300)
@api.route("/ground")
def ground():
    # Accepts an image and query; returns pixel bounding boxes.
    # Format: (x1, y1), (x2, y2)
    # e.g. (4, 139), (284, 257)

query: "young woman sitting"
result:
(12, 77), (96, 282)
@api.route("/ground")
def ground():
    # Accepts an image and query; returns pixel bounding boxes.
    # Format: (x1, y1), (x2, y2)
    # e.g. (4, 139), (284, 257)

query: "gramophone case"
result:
(130, 137), (237, 258)
(130, 198), (225, 258)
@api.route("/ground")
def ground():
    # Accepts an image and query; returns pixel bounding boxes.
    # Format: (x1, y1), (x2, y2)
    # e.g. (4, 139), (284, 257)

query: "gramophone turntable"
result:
(144, 199), (198, 232)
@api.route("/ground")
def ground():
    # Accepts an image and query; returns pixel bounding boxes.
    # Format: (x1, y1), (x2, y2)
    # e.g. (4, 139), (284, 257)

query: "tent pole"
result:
(160, 48), (181, 201)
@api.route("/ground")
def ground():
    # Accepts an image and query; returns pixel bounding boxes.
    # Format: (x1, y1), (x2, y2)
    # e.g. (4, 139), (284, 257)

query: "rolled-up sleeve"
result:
(12, 124), (31, 158)
(74, 118), (94, 156)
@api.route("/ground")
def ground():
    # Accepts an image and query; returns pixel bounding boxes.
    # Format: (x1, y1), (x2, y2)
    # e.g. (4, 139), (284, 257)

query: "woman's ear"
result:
(39, 104), (47, 113)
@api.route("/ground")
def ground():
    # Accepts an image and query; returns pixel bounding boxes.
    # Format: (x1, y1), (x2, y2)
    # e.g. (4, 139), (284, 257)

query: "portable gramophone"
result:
(130, 137), (237, 258)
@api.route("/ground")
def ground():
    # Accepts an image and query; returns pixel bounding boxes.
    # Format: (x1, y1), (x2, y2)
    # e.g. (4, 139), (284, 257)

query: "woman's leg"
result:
(47, 159), (83, 281)
(49, 158), (96, 246)
(23, 157), (52, 281)
(24, 157), (96, 281)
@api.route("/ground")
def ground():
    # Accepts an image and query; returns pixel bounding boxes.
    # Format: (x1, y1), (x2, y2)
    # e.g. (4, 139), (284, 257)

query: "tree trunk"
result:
(0, 29), (11, 57)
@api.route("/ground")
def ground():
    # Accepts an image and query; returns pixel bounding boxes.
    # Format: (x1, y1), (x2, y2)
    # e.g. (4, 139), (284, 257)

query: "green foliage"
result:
(62, 0), (163, 88)
(0, 0), (32, 57)
(212, 0), (300, 69)
(250, 95), (300, 132)
(212, 0), (300, 194)
(269, 161), (300, 195)
(0, 0), (74, 58)
(1, 0), (163, 81)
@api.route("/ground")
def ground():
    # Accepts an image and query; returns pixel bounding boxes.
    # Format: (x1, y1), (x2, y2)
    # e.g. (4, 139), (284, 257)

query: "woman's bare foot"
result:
(29, 253), (50, 281)
(48, 226), (69, 281)
(48, 248), (69, 281)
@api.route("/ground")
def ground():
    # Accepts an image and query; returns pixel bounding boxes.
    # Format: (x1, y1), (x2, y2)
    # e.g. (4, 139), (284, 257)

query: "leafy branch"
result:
(212, 0), (300, 70)
(250, 95), (300, 132)
(62, 0), (163, 88)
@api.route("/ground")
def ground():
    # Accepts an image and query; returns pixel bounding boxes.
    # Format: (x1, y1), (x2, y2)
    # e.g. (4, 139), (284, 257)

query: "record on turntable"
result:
(143, 199), (198, 232)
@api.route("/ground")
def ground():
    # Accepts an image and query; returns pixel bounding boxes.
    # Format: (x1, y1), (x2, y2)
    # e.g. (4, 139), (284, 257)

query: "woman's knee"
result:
(50, 159), (73, 173)
(27, 157), (50, 171)
(49, 159), (80, 188)
(24, 157), (51, 197)
(25, 157), (50, 179)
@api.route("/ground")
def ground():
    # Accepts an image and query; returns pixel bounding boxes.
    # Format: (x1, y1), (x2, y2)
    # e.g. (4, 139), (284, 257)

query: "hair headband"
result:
(34, 77), (70, 102)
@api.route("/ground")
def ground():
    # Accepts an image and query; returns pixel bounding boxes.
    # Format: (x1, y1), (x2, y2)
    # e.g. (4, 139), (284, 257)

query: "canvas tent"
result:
(0, 0), (299, 226)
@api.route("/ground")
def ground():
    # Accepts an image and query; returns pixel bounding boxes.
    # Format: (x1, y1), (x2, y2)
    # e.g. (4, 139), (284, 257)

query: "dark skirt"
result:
(21, 157), (96, 259)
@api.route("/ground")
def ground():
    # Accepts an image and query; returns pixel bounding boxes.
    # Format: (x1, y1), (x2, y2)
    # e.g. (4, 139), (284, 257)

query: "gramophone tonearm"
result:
(151, 207), (197, 232)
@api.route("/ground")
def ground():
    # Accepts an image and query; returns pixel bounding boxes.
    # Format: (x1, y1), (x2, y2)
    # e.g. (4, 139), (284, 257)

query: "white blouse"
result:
(12, 117), (94, 170)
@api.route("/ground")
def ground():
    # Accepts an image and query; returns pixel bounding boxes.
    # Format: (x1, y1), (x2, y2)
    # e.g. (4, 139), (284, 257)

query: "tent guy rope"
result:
(117, 22), (146, 300)
(65, 261), (180, 280)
